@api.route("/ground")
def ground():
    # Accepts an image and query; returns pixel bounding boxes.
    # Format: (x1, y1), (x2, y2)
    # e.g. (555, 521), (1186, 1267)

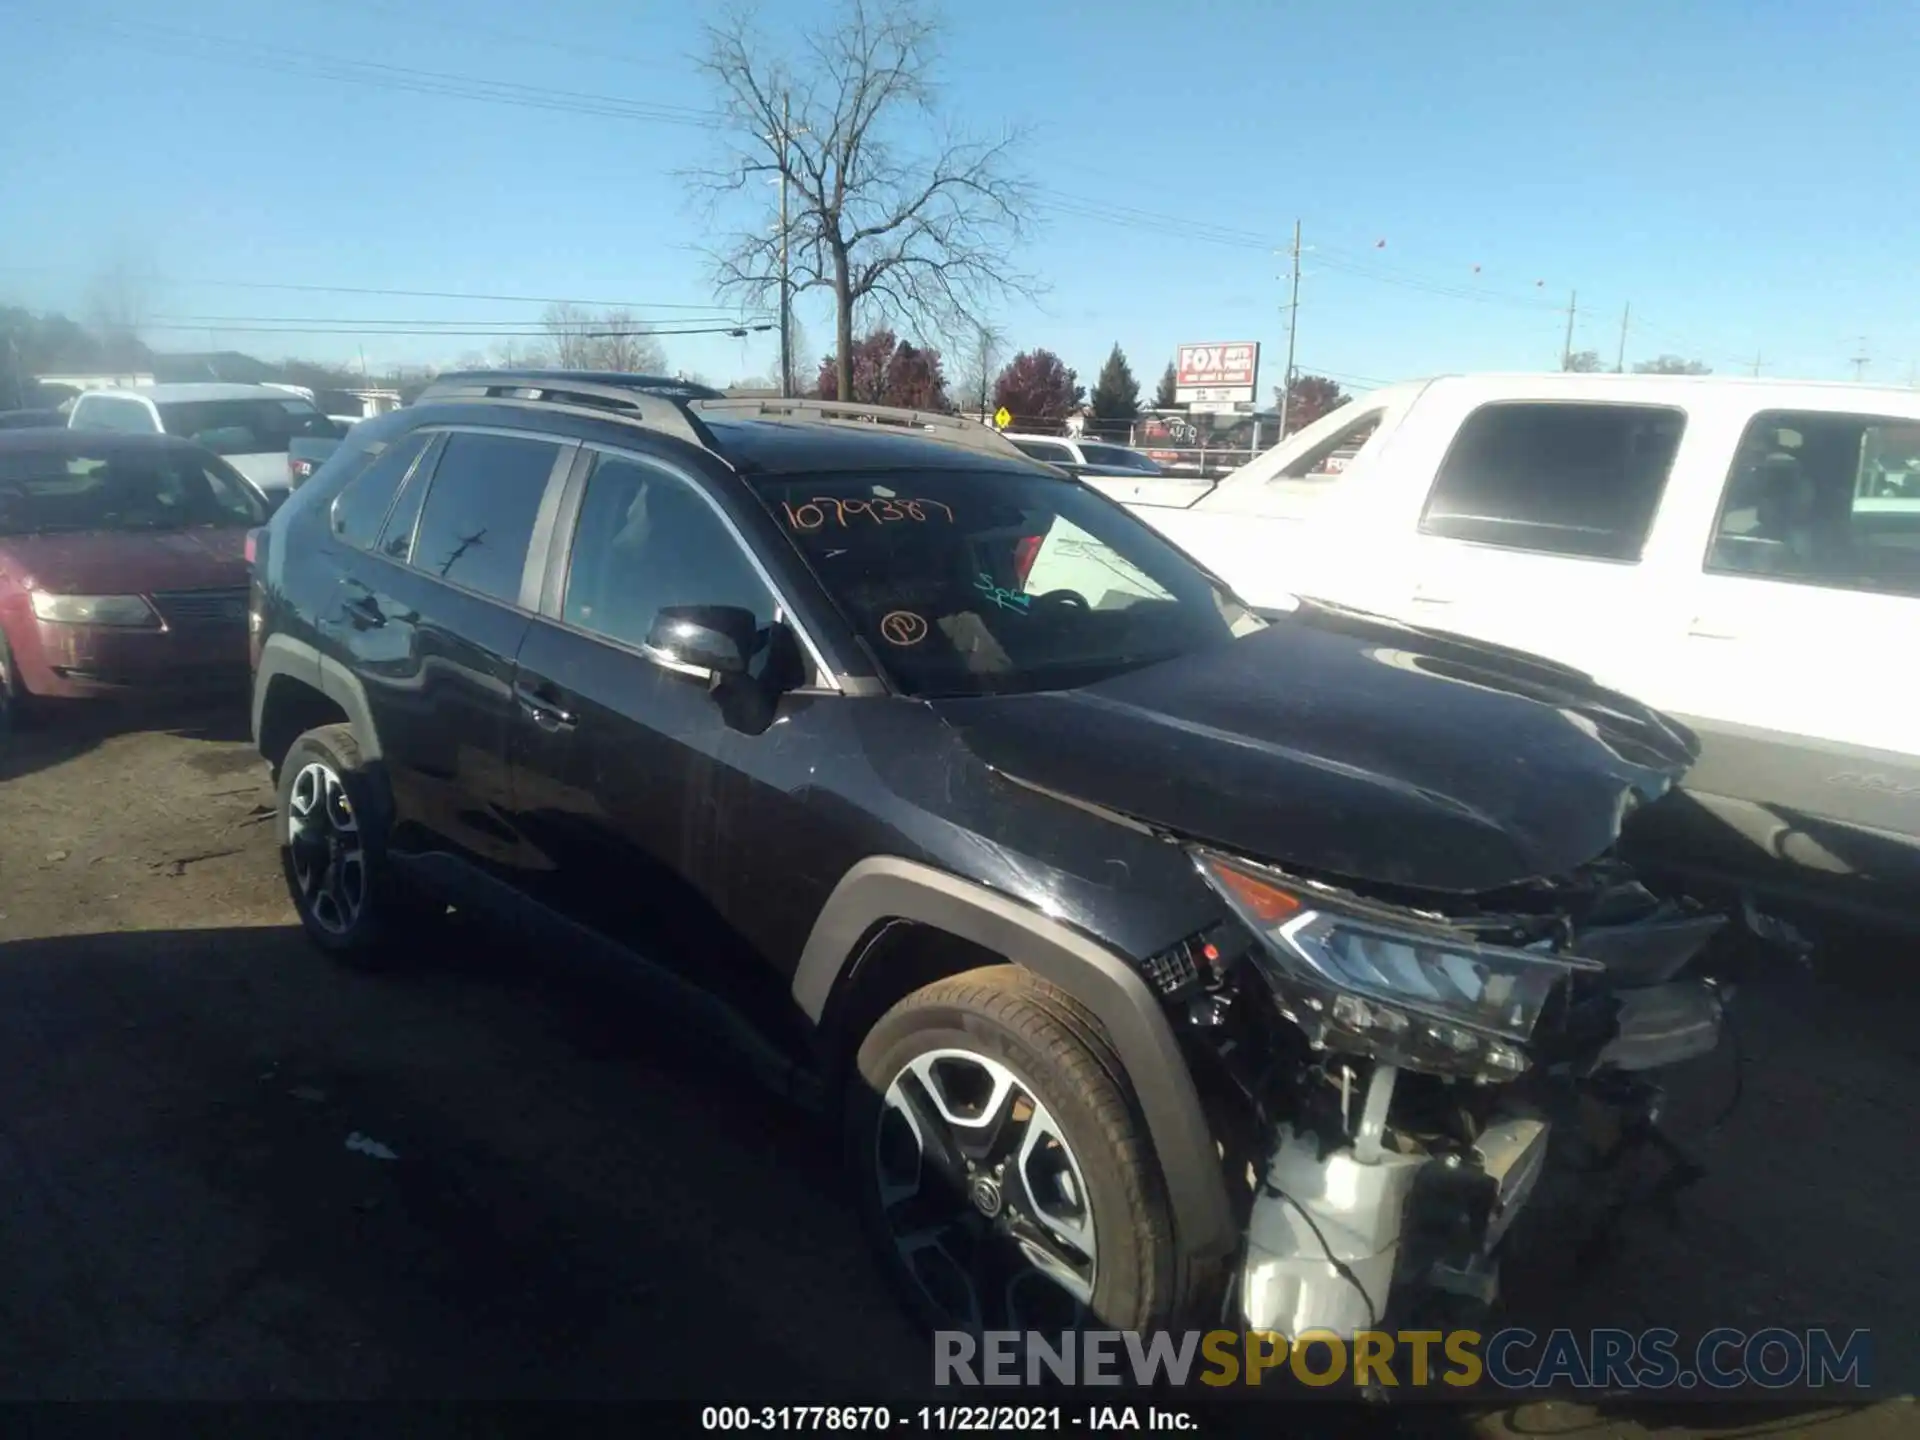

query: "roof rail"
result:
(415, 371), (718, 451)
(689, 396), (1027, 460)
(423, 369), (725, 401)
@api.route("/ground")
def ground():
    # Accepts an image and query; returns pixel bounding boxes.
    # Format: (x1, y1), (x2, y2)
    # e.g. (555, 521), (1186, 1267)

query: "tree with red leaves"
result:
(1278, 373), (1349, 434)
(815, 328), (952, 410)
(992, 349), (1082, 429)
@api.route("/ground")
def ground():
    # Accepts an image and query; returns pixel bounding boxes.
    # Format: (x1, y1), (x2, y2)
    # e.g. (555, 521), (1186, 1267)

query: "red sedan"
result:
(0, 428), (271, 726)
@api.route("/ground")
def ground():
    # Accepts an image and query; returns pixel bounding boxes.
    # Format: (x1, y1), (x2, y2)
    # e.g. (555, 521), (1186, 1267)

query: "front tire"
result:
(0, 630), (32, 737)
(847, 965), (1180, 1335)
(277, 723), (440, 966)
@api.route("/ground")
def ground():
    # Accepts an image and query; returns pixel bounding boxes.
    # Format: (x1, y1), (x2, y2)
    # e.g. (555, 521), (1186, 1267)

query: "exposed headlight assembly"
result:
(1193, 847), (1602, 1081)
(30, 592), (160, 627)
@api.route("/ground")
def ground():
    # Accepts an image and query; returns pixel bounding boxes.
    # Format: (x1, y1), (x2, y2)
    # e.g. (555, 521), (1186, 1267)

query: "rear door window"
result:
(405, 431), (564, 605)
(1707, 409), (1920, 597)
(1418, 401), (1685, 561)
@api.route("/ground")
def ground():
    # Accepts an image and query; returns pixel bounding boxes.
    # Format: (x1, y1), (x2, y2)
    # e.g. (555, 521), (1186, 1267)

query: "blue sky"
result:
(2, 0), (1914, 395)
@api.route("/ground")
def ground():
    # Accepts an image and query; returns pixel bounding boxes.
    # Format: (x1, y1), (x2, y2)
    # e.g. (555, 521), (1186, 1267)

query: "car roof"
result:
(700, 415), (1043, 477)
(80, 382), (302, 403)
(0, 427), (222, 458)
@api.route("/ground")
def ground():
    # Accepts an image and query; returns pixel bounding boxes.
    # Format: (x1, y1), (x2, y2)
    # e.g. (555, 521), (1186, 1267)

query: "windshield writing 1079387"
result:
(781, 496), (955, 531)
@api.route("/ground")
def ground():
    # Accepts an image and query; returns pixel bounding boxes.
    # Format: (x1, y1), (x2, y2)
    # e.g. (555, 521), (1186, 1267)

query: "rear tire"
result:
(846, 964), (1181, 1336)
(277, 723), (442, 968)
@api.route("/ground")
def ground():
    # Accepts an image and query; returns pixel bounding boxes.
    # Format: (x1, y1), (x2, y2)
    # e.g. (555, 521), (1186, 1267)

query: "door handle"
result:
(342, 592), (385, 628)
(1410, 584), (1454, 605)
(515, 682), (577, 730)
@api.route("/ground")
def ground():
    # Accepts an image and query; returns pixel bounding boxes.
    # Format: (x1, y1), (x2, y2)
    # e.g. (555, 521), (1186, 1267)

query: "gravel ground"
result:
(0, 701), (1912, 1435)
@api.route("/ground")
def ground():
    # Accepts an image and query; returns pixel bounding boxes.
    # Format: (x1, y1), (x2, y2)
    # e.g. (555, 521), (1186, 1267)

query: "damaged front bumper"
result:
(1237, 993), (1720, 1338)
(1170, 857), (1738, 1338)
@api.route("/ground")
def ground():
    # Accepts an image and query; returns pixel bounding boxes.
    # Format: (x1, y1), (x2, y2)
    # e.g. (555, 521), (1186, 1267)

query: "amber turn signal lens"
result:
(1209, 862), (1303, 926)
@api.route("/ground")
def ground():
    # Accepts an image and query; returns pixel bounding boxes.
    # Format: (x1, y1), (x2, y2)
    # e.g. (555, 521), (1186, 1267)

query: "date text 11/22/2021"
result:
(701, 1406), (1198, 1432)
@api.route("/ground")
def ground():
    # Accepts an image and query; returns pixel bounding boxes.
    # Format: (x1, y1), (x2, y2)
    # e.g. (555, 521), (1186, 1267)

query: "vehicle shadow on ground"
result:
(0, 916), (1908, 1425)
(0, 920), (924, 1400)
(0, 695), (252, 784)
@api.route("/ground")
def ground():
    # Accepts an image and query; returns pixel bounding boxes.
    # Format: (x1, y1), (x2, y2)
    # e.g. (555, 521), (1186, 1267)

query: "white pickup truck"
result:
(1029, 372), (1920, 928)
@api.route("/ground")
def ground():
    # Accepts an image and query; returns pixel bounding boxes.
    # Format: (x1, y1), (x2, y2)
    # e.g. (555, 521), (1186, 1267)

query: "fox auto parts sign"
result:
(1175, 342), (1259, 403)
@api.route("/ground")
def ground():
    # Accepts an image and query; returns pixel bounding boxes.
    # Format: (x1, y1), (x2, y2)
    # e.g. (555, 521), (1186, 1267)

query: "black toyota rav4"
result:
(249, 370), (1738, 1342)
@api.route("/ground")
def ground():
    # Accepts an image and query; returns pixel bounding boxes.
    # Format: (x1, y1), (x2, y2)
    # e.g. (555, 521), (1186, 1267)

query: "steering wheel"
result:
(1029, 588), (1089, 612)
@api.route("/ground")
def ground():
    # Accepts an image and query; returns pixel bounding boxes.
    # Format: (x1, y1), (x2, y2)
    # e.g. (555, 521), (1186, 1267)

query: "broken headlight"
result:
(1192, 847), (1601, 1081)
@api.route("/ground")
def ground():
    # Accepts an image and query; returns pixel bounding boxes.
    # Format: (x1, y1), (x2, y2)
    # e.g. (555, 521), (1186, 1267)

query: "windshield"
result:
(1076, 443), (1162, 473)
(0, 447), (266, 534)
(155, 398), (341, 455)
(757, 467), (1264, 697)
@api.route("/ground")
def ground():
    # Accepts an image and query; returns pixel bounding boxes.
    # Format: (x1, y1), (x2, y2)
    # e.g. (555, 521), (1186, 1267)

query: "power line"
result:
(0, 269), (760, 311)
(22, 11), (715, 126)
(148, 313), (753, 328)
(138, 322), (774, 338)
(316, 0), (676, 74)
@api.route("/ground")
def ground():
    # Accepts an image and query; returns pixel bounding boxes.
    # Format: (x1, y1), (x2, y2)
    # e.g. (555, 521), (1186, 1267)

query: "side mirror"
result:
(645, 604), (757, 676)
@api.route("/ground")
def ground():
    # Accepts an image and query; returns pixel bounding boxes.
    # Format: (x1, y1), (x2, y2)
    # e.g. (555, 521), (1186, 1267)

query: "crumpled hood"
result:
(931, 599), (1699, 894)
(0, 527), (248, 596)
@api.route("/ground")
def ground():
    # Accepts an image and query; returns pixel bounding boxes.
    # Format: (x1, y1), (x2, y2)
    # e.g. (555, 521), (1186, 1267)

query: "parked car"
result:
(0, 408), (66, 430)
(0, 429), (270, 726)
(68, 382), (345, 498)
(1058, 372), (1920, 933)
(249, 370), (1734, 1343)
(1002, 432), (1166, 479)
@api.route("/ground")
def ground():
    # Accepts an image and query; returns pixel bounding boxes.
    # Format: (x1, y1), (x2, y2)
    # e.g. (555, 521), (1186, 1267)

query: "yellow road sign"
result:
(993, 406), (1012, 429)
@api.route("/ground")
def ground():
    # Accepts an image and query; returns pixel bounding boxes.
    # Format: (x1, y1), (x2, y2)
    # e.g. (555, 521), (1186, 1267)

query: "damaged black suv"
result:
(248, 370), (1734, 1339)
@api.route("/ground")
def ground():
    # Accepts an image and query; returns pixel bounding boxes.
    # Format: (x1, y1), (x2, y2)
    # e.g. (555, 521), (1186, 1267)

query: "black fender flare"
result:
(792, 856), (1239, 1273)
(251, 632), (384, 762)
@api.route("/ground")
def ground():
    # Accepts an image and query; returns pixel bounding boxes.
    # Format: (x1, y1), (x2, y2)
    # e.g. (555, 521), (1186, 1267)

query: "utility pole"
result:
(1750, 350), (1766, 377)
(977, 326), (991, 418)
(1850, 337), (1870, 382)
(1615, 302), (1630, 373)
(776, 92), (793, 398)
(1277, 219), (1301, 435)
(1561, 290), (1578, 371)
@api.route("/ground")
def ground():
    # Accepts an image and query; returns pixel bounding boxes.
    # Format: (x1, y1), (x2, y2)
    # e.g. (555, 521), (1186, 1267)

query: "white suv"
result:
(69, 383), (342, 496)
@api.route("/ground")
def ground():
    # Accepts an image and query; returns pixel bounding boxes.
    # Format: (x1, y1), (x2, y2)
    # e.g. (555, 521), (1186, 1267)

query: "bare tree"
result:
(688, 0), (1038, 402)
(949, 319), (1005, 419)
(542, 303), (598, 369)
(594, 309), (668, 374)
(491, 335), (551, 369)
(540, 303), (666, 372)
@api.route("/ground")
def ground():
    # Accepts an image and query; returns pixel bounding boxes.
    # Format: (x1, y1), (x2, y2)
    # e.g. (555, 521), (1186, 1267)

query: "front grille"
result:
(151, 586), (250, 628)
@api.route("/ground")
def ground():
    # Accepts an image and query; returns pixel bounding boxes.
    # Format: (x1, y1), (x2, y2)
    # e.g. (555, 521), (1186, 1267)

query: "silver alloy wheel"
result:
(875, 1047), (1098, 1331)
(286, 760), (366, 936)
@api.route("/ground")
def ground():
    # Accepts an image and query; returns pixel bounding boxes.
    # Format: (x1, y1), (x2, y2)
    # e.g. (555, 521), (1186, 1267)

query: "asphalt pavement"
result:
(0, 701), (1911, 1435)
